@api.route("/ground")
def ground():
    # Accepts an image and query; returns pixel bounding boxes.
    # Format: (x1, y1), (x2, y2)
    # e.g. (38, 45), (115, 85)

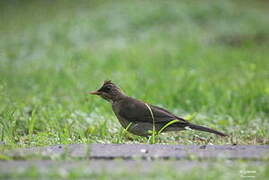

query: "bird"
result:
(90, 80), (228, 137)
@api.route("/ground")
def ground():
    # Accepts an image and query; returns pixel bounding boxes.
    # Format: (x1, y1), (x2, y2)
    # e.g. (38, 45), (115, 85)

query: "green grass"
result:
(0, 161), (268, 180)
(0, 0), (269, 148)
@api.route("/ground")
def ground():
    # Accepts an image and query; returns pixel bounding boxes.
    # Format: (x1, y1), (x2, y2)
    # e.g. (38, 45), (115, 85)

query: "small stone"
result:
(140, 149), (148, 153)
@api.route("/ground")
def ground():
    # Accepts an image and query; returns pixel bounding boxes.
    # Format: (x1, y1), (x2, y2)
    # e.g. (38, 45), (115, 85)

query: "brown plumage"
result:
(90, 80), (228, 137)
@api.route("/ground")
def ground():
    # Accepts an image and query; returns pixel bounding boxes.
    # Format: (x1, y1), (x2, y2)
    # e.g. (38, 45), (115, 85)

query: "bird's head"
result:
(90, 80), (124, 103)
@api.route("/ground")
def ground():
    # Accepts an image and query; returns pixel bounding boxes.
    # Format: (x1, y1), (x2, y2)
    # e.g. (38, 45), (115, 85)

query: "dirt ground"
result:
(6, 144), (269, 160)
(0, 144), (268, 179)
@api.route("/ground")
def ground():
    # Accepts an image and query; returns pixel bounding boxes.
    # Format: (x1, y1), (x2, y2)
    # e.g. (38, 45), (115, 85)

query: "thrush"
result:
(90, 80), (227, 137)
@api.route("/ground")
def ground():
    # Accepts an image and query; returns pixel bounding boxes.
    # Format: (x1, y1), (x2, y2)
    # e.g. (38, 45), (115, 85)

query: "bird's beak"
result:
(89, 91), (101, 95)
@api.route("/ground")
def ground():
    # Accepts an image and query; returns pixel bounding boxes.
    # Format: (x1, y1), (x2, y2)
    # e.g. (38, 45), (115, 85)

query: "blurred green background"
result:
(0, 0), (268, 146)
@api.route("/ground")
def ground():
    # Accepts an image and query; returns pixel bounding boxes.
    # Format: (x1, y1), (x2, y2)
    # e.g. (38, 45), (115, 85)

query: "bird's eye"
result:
(104, 86), (111, 91)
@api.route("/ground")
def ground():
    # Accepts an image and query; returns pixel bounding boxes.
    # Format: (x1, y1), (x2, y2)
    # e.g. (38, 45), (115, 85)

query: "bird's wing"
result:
(118, 97), (187, 124)
(150, 104), (187, 122)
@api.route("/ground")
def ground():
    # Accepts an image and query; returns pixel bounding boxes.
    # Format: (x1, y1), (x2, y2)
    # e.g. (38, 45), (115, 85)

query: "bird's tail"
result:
(187, 123), (228, 137)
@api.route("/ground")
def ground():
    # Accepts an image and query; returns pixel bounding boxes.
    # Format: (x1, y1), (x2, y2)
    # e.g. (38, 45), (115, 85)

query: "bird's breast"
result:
(112, 102), (131, 129)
